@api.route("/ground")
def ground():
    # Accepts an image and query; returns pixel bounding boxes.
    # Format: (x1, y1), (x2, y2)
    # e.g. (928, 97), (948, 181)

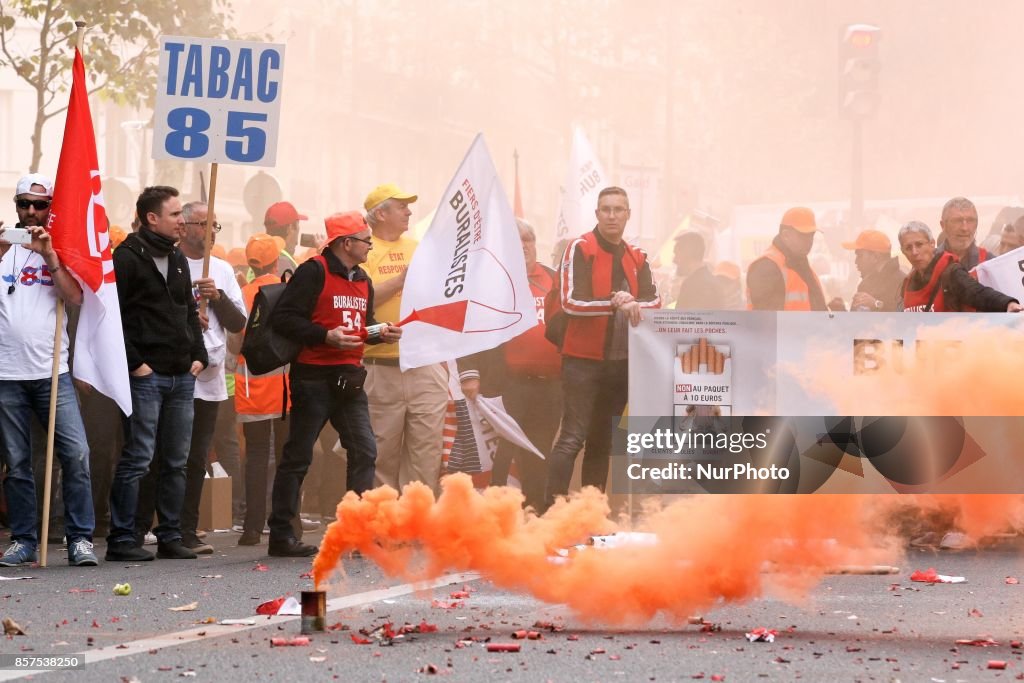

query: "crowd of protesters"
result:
(1, 169), (1021, 567)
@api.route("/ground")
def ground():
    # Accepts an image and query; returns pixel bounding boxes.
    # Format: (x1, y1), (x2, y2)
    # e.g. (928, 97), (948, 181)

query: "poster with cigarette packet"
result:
(629, 310), (777, 417)
(674, 338), (732, 416)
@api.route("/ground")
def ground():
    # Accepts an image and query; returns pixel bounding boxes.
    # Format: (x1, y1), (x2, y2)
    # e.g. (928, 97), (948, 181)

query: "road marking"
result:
(0, 571), (480, 680)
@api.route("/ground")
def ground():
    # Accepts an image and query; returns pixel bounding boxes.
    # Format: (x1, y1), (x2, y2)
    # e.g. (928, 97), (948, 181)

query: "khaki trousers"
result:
(367, 363), (448, 493)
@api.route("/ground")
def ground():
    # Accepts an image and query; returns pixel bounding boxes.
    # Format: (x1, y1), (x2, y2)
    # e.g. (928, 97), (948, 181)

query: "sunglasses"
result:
(15, 199), (51, 211)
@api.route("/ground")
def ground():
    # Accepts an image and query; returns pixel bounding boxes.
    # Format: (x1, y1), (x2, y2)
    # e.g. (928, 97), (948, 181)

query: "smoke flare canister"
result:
(301, 590), (326, 634)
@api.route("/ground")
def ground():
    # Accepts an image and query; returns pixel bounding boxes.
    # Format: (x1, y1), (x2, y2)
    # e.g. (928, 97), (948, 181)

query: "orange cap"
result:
(264, 201), (307, 230)
(226, 247), (247, 268)
(211, 244), (227, 260)
(780, 207), (817, 234)
(325, 211), (368, 243)
(246, 234), (279, 268)
(108, 225), (127, 249)
(841, 229), (891, 254)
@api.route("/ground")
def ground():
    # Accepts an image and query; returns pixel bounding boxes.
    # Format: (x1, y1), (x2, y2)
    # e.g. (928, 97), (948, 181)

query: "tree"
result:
(0, 0), (240, 172)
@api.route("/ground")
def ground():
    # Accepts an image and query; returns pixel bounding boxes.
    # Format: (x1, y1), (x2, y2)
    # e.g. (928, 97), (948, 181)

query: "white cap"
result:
(16, 173), (54, 197)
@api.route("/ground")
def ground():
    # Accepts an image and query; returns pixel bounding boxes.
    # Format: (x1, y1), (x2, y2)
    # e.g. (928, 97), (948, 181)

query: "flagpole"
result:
(199, 162), (218, 316)
(40, 20), (87, 568)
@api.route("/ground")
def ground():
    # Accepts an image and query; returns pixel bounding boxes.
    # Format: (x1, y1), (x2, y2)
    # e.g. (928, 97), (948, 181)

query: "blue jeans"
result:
(544, 357), (628, 509)
(108, 372), (195, 545)
(0, 373), (94, 547)
(268, 376), (376, 542)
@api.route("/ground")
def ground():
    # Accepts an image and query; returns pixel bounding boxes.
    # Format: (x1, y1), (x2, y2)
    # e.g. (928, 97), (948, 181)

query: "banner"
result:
(974, 244), (1024, 299)
(554, 127), (608, 240)
(46, 48), (131, 416)
(398, 134), (536, 370)
(621, 310), (1024, 494)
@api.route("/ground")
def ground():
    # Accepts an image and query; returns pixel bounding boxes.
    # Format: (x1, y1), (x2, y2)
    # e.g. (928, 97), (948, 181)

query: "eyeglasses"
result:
(184, 221), (222, 232)
(15, 199), (51, 211)
(598, 206), (629, 217)
(346, 235), (373, 246)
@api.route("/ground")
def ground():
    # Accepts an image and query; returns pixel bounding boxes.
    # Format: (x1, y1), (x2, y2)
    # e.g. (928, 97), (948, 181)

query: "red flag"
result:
(45, 48), (131, 415)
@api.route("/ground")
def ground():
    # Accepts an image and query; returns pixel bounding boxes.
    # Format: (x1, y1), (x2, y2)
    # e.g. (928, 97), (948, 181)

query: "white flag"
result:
(398, 134), (536, 370)
(554, 127), (608, 240)
(974, 246), (1024, 300)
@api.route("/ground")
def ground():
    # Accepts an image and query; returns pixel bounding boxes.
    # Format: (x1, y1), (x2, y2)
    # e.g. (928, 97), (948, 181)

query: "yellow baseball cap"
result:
(363, 183), (418, 211)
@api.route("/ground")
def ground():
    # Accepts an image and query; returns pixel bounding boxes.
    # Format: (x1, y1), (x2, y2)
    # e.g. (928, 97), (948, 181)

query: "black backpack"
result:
(240, 271), (300, 375)
(543, 279), (567, 350)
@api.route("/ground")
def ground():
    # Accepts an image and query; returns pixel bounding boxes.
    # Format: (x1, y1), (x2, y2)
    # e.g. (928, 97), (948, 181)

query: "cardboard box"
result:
(199, 476), (232, 531)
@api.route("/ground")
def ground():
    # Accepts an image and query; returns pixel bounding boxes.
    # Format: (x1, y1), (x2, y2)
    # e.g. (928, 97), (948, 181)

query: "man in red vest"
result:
(458, 218), (562, 510)
(266, 212), (401, 557)
(544, 187), (660, 510)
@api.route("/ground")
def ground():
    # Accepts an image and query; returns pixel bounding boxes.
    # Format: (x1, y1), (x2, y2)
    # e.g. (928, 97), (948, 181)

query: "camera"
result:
(1, 226), (32, 245)
(299, 233), (319, 249)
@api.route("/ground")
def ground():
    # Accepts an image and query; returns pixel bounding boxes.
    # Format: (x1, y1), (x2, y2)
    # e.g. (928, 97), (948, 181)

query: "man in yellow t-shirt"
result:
(362, 184), (448, 492)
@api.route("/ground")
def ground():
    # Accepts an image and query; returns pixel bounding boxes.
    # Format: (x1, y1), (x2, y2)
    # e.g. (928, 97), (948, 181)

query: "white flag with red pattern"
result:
(46, 48), (131, 415)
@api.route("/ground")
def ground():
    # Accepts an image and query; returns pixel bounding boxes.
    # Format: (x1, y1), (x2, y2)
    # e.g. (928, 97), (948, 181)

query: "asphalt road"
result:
(0, 531), (1022, 682)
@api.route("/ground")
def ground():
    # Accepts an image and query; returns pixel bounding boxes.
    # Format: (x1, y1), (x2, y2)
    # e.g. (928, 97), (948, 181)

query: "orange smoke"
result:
(314, 475), (896, 625)
(309, 318), (1022, 623)
(789, 316), (1024, 542)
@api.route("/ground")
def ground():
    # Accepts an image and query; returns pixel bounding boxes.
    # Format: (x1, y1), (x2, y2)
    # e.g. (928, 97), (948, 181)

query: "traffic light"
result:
(839, 23), (881, 119)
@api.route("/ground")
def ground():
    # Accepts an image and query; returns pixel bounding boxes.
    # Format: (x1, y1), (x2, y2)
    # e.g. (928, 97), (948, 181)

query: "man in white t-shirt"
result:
(135, 201), (245, 554)
(0, 173), (98, 567)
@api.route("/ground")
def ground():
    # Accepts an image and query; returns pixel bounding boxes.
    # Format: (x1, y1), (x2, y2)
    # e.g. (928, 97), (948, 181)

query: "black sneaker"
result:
(156, 540), (198, 559)
(105, 541), (155, 562)
(268, 538), (318, 557)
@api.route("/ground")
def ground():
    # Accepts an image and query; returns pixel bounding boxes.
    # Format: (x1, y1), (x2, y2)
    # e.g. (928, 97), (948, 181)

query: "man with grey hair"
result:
(457, 218), (560, 509)
(898, 220), (1020, 312)
(361, 183), (448, 492)
(938, 197), (990, 271)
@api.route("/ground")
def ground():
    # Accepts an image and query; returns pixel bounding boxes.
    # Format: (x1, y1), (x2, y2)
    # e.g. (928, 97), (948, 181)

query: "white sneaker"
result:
(143, 532), (158, 546)
(940, 531), (971, 550)
(300, 518), (321, 531)
(231, 524), (245, 533)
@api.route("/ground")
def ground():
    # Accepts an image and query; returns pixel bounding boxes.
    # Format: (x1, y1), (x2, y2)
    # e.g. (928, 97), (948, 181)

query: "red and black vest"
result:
(504, 262), (561, 376)
(296, 255), (369, 366)
(902, 252), (969, 312)
(561, 232), (649, 361)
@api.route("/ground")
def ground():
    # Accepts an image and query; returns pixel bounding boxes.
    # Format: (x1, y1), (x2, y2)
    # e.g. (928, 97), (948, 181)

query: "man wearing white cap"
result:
(0, 173), (98, 567)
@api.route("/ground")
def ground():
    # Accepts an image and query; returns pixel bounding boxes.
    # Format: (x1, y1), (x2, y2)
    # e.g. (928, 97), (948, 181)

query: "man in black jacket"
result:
(672, 232), (724, 311)
(267, 211), (401, 557)
(106, 186), (208, 562)
(840, 229), (906, 311)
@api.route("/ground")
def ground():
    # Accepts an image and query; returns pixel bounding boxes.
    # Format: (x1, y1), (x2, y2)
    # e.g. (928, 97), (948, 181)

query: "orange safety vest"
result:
(235, 273), (289, 419)
(746, 245), (824, 311)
